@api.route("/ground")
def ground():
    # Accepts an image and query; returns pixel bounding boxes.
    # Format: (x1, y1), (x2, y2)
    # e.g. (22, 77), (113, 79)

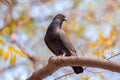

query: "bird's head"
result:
(53, 14), (67, 22)
(49, 14), (67, 29)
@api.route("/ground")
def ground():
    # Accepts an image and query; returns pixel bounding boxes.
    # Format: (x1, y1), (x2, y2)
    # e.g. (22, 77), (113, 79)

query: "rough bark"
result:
(27, 56), (120, 80)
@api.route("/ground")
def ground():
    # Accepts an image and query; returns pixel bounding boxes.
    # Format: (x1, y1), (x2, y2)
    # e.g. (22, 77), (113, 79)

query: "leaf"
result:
(8, 45), (14, 52)
(8, 45), (27, 58)
(0, 39), (5, 46)
(110, 30), (118, 37)
(10, 55), (16, 67)
(81, 76), (89, 80)
(89, 43), (97, 48)
(93, 50), (101, 57)
(98, 33), (106, 45)
(0, 48), (4, 56)
(0, 20), (16, 36)
(14, 50), (28, 58)
(106, 38), (113, 47)
(4, 52), (10, 61)
(86, 12), (95, 23)
(75, 24), (85, 37)
(101, 55), (106, 59)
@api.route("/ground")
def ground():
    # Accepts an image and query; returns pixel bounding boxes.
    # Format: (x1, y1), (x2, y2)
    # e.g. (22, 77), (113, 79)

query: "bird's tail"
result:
(72, 66), (83, 74)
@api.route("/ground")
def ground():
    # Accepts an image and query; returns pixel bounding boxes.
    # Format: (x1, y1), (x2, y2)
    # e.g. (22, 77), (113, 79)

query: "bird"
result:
(44, 14), (83, 74)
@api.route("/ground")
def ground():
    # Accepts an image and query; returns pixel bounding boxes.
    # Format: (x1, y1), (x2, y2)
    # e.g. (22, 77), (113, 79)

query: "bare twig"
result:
(54, 72), (74, 80)
(78, 46), (84, 56)
(107, 53), (120, 60)
(9, 17), (38, 70)
(0, 0), (14, 31)
(2, 62), (27, 73)
(11, 37), (38, 70)
(54, 67), (102, 80)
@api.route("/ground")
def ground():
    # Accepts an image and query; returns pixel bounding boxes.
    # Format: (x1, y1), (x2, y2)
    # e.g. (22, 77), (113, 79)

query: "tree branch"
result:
(26, 56), (120, 80)
(0, 0), (14, 31)
(107, 53), (120, 60)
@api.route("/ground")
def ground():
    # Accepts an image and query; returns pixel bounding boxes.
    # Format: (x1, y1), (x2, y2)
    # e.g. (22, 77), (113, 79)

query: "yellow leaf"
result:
(93, 50), (101, 57)
(101, 49), (105, 54)
(0, 39), (5, 45)
(110, 30), (118, 40)
(101, 55), (106, 59)
(10, 55), (16, 67)
(98, 34), (106, 45)
(86, 12), (95, 23)
(99, 48), (106, 59)
(110, 30), (118, 36)
(81, 76), (89, 80)
(98, 73), (105, 79)
(8, 45), (15, 52)
(75, 24), (85, 37)
(0, 48), (4, 56)
(89, 43), (97, 48)
(16, 51), (28, 58)
(13, 49), (27, 58)
(106, 38), (113, 47)
(8, 45), (28, 58)
(4, 52), (10, 61)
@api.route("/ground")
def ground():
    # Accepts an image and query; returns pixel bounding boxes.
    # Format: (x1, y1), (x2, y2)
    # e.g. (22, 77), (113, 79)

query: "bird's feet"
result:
(58, 53), (65, 57)
(57, 53), (65, 59)
(63, 53), (65, 57)
(49, 56), (54, 61)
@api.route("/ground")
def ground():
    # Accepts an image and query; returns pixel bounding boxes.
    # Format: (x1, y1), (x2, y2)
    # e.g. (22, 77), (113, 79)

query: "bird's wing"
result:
(58, 30), (77, 56)
(44, 36), (56, 54)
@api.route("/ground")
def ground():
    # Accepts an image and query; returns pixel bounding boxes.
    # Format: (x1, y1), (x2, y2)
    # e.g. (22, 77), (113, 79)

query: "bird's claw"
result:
(63, 53), (65, 57)
(49, 56), (54, 61)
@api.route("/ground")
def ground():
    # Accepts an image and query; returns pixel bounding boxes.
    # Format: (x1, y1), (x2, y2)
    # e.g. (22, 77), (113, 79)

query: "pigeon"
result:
(44, 14), (83, 74)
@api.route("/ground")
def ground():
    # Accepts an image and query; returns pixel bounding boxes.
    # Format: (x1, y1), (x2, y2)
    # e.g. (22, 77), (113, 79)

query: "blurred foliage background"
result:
(0, 0), (120, 80)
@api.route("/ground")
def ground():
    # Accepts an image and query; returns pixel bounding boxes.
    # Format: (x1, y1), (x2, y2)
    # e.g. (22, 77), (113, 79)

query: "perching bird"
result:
(44, 14), (83, 74)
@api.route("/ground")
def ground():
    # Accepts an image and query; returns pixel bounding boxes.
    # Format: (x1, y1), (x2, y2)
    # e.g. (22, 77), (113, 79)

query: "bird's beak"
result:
(63, 18), (67, 22)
